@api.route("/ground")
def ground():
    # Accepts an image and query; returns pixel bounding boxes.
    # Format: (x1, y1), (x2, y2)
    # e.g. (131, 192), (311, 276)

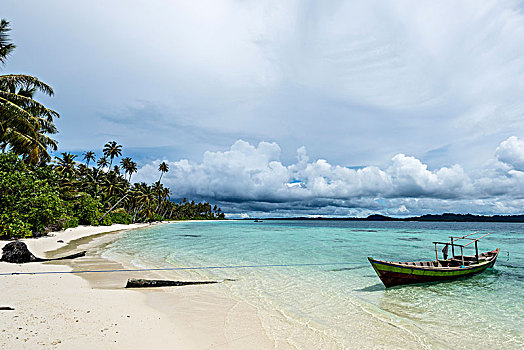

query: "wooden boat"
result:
(368, 232), (499, 288)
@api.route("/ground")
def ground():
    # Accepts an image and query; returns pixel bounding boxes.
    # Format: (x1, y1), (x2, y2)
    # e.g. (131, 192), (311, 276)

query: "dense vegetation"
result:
(0, 149), (225, 239)
(0, 19), (224, 239)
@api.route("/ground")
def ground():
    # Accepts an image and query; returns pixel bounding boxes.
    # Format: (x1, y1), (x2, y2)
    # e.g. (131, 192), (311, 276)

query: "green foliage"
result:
(0, 19), (227, 240)
(0, 147), (227, 239)
(0, 148), (226, 239)
(0, 212), (31, 238)
(168, 200), (225, 221)
(99, 216), (113, 226)
(62, 216), (79, 230)
(0, 20), (60, 164)
(73, 193), (101, 226)
(149, 213), (164, 222)
(25, 187), (64, 233)
(109, 208), (132, 224)
(0, 152), (66, 237)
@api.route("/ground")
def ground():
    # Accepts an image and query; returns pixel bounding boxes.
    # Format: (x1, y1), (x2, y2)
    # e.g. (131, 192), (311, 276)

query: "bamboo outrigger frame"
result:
(432, 232), (492, 266)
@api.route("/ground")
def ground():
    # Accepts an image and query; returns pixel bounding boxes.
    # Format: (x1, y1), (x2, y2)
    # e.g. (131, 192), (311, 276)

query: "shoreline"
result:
(0, 222), (273, 349)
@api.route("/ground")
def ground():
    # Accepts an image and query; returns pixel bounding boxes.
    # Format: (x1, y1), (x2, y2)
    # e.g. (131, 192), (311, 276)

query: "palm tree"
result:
(54, 152), (77, 178)
(133, 182), (155, 222)
(0, 75), (59, 163)
(79, 167), (103, 199)
(97, 156), (108, 170)
(127, 161), (138, 183)
(120, 157), (134, 180)
(152, 181), (170, 216)
(0, 19), (59, 164)
(100, 170), (126, 201)
(159, 187), (172, 218)
(76, 163), (89, 176)
(53, 153), (80, 199)
(102, 141), (122, 169)
(82, 151), (96, 167)
(158, 161), (169, 184)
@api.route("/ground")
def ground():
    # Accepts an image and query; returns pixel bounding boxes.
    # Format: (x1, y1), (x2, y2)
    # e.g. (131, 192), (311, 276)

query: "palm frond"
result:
(0, 19), (16, 65)
(0, 74), (54, 96)
(0, 90), (59, 123)
(0, 97), (57, 132)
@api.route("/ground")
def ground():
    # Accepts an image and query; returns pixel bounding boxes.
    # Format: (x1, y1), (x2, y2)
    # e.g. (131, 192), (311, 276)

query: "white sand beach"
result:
(0, 224), (273, 349)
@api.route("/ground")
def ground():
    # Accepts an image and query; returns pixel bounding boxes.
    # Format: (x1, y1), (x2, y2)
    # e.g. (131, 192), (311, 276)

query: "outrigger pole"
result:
(462, 232), (492, 263)
(449, 231), (479, 258)
(433, 232), (492, 265)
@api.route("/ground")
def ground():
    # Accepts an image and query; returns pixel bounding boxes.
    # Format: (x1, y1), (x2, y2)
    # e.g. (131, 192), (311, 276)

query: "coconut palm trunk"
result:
(98, 193), (129, 222)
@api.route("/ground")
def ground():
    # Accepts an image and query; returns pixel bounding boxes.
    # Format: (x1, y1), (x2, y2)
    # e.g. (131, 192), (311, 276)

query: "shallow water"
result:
(104, 220), (524, 349)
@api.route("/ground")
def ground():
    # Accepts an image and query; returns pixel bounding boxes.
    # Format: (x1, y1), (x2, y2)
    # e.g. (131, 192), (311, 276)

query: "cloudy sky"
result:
(4, 0), (524, 217)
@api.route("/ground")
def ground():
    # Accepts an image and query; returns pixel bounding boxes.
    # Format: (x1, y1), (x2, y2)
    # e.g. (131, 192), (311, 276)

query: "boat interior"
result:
(396, 250), (497, 268)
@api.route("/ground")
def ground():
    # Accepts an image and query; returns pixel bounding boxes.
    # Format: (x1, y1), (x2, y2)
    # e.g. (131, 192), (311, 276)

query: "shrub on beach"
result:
(62, 216), (79, 229)
(44, 214), (80, 233)
(0, 153), (66, 237)
(149, 213), (165, 222)
(99, 216), (113, 226)
(72, 194), (102, 226)
(109, 208), (132, 224)
(0, 213), (32, 239)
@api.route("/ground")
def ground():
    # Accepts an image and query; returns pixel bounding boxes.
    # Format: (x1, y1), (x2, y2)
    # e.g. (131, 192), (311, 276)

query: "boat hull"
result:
(368, 249), (499, 288)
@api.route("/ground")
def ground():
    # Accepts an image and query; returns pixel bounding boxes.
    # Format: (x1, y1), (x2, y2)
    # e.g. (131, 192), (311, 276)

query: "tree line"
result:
(0, 19), (224, 239)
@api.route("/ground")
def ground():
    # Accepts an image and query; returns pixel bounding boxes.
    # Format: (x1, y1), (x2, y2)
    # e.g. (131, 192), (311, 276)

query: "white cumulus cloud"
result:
(133, 136), (524, 216)
(495, 136), (524, 171)
(132, 138), (524, 217)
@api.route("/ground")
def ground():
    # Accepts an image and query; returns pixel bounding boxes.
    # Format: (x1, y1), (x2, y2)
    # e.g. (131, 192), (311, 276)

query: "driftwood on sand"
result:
(0, 241), (86, 264)
(125, 278), (221, 288)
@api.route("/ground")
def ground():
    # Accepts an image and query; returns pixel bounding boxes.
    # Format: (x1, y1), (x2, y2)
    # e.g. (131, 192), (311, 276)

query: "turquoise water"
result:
(104, 221), (523, 349)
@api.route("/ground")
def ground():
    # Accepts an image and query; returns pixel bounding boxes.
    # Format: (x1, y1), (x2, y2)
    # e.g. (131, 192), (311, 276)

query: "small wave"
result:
(130, 259), (149, 268)
(498, 262), (522, 269)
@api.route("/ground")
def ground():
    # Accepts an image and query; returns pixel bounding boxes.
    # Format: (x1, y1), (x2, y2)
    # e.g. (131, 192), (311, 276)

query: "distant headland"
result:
(250, 213), (524, 223)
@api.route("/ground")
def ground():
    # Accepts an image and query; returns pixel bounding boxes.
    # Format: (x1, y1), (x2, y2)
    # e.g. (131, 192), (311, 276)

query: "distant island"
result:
(253, 213), (524, 223)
